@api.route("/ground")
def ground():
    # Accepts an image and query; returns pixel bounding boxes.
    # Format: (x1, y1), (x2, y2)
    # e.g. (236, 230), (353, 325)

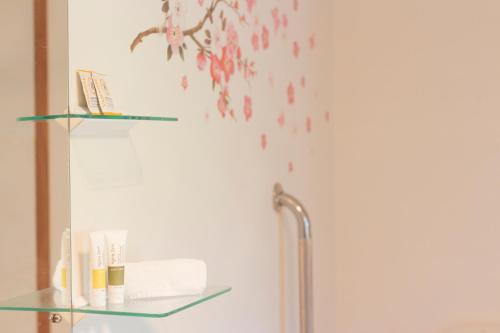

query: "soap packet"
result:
(92, 72), (115, 113)
(77, 70), (100, 114)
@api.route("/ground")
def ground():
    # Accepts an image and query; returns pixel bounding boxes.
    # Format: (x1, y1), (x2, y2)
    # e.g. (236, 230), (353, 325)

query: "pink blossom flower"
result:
(217, 88), (229, 118)
(226, 23), (240, 57)
(243, 95), (252, 121)
(197, 51), (207, 71)
(271, 8), (280, 33)
(287, 83), (295, 105)
(261, 25), (270, 50)
(221, 47), (235, 83)
(282, 14), (288, 28)
(251, 33), (260, 51)
(198, 0), (204, 6)
(309, 34), (316, 50)
(246, 0), (256, 13)
(293, 0), (299, 11)
(260, 134), (268, 150)
(277, 112), (285, 127)
(306, 116), (312, 133)
(300, 76), (306, 88)
(166, 18), (184, 53)
(243, 61), (256, 80)
(288, 161), (294, 173)
(212, 26), (225, 53)
(181, 75), (188, 90)
(210, 54), (223, 84)
(293, 41), (300, 58)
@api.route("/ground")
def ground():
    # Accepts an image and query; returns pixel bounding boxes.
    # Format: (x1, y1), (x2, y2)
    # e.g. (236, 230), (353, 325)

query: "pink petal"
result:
(243, 95), (253, 121)
(181, 75), (188, 90)
(277, 113), (285, 127)
(306, 116), (312, 133)
(309, 34), (316, 49)
(287, 83), (295, 105)
(261, 134), (268, 150)
(293, 41), (300, 58)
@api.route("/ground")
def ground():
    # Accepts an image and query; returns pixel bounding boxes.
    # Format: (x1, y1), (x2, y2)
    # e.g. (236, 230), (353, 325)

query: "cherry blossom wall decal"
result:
(300, 76), (306, 88)
(287, 82), (295, 105)
(271, 8), (280, 33)
(181, 75), (189, 90)
(131, 0), (256, 119)
(260, 134), (268, 150)
(277, 112), (285, 128)
(243, 95), (253, 121)
(306, 116), (312, 133)
(261, 25), (270, 49)
(128, 0), (326, 176)
(293, 41), (300, 58)
(309, 34), (316, 50)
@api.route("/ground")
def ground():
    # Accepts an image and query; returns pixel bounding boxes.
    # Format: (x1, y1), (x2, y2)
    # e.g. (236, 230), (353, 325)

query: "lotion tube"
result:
(60, 229), (70, 305)
(105, 230), (127, 304)
(89, 232), (107, 307)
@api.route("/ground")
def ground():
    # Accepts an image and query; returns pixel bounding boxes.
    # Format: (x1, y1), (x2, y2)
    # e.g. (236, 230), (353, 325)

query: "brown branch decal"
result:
(130, 0), (256, 120)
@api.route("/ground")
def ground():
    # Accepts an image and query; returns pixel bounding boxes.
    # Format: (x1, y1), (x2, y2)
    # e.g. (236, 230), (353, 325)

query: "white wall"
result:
(332, 1), (500, 332)
(68, 0), (334, 332)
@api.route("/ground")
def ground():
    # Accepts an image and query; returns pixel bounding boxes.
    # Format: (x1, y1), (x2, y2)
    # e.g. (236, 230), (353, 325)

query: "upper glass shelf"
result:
(17, 114), (178, 122)
(17, 113), (178, 137)
(0, 286), (231, 318)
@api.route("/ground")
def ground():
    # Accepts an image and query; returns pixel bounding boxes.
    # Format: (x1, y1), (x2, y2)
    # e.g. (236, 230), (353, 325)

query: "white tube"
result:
(105, 230), (128, 304)
(60, 228), (71, 305)
(89, 232), (107, 307)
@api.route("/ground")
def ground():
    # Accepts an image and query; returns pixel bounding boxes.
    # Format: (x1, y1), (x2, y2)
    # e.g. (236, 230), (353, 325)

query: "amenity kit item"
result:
(54, 229), (207, 307)
(59, 229), (71, 305)
(105, 230), (127, 304)
(77, 70), (118, 114)
(92, 72), (115, 113)
(89, 232), (107, 307)
(77, 70), (100, 113)
(125, 259), (207, 300)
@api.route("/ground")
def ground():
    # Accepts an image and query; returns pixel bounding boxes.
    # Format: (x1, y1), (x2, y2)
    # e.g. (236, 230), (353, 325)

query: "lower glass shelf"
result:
(0, 286), (231, 318)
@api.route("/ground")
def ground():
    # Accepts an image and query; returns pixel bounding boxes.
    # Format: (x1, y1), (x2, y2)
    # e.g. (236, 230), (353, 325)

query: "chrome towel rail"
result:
(273, 183), (313, 333)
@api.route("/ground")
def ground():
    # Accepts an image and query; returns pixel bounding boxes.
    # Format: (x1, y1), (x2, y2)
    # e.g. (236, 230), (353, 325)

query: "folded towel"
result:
(125, 259), (207, 300)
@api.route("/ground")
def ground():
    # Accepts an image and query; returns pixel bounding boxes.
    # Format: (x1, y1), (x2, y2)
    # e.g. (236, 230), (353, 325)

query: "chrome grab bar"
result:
(273, 183), (313, 333)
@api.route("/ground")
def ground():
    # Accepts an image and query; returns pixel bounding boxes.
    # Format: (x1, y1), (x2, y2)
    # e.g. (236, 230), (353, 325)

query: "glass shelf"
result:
(17, 114), (178, 122)
(16, 113), (178, 137)
(0, 286), (231, 318)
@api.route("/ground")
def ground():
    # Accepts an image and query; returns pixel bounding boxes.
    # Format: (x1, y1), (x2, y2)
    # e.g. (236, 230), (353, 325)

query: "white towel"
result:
(125, 259), (207, 300)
